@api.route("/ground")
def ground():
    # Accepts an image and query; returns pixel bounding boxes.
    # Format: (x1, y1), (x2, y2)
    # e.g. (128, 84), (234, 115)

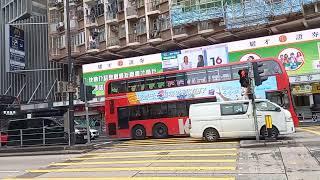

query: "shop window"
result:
(314, 94), (320, 106)
(186, 70), (207, 85)
(294, 95), (310, 107)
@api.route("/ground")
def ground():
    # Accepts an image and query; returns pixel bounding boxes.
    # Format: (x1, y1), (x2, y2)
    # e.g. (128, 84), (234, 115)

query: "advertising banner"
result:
(5, 25), (25, 72)
(228, 28), (320, 76)
(161, 44), (229, 72)
(127, 76), (277, 104)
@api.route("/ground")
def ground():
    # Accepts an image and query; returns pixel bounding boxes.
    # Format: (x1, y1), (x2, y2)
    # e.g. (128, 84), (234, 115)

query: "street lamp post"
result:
(65, 0), (75, 146)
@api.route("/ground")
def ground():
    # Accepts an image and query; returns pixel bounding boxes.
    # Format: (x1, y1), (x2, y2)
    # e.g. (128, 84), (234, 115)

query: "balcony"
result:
(146, 1), (161, 15)
(106, 13), (117, 24)
(148, 29), (163, 43)
(119, 30), (126, 39)
(87, 39), (100, 53)
(172, 26), (188, 40)
(86, 16), (98, 27)
(198, 21), (214, 35)
(48, 0), (63, 9)
(84, 0), (97, 6)
(128, 33), (140, 46)
(126, 7), (138, 19)
(107, 37), (121, 50)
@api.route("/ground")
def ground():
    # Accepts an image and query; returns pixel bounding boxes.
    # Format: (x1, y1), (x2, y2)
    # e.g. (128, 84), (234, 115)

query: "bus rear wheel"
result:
(132, 125), (146, 140)
(153, 123), (168, 139)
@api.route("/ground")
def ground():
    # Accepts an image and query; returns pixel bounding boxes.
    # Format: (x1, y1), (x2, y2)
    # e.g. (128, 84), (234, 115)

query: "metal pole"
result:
(83, 80), (91, 144)
(251, 78), (260, 141)
(66, 0), (75, 146)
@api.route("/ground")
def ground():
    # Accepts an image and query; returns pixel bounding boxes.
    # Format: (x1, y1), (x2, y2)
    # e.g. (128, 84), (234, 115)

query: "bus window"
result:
(109, 81), (127, 94)
(207, 68), (220, 82)
(146, 76), (165, 90)
(231, 63), (249, 79)
(168, 103), (177, 117)
(263, 60), (282, 76)
(176, 102), (188, 116)
(128, 79), (144, 92)
(219, 67), (232, 81)
(166, 73), (185, 88)
(186, 70), (207, 85)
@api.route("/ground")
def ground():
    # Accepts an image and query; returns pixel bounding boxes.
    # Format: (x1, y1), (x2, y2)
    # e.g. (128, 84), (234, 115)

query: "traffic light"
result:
(80, 81), (96, 102)
(238, 69), (250, 88)
(252, 62), (268, 86)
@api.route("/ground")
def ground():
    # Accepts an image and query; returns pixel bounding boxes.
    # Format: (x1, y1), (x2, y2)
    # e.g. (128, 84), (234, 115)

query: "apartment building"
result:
(48, 0), (320, 66)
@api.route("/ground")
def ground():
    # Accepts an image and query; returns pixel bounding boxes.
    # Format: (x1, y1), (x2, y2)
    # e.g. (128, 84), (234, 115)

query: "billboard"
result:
(5, 25), (26, 72)
(83, 28), (320, 97)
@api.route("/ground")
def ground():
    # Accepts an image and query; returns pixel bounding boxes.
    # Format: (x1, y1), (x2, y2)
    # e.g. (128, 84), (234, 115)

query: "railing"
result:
(0, 126), (67, 148)
(149, 29), (161, 39)
(87, 40), (100, 50)
(128, 33), (139, 43)
(107, 37), (120, 47)
(106, 12), (117, 21)
(198, 21), (214, 31)
(126, 6), (138, 17)
(147, 0), (167, 12)
(86, 16), (98, 26)
(173, 26), (187, 35)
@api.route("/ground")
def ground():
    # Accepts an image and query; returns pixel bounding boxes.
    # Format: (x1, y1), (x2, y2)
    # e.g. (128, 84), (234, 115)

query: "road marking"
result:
(114, 142), (238, 148)
(52, 159), (237, 166)
(4, 177), (236, 180)
(27, 166), (236, 173)
(71, 153), (238, 160)
(86, 148), (238, 156)
(299, 127), (320, 136)
(0, 171), (20, 173)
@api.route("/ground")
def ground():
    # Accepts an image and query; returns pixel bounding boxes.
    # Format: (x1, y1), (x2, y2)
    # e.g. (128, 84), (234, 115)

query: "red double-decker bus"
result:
(105, 58), (298, 139)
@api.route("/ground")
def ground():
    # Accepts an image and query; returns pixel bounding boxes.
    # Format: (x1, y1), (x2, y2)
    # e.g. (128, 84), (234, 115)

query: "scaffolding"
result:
(170, 0), (320, 29)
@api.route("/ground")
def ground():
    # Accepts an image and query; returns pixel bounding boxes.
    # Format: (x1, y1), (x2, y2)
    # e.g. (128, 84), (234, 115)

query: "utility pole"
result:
(66, 0), (75, 145)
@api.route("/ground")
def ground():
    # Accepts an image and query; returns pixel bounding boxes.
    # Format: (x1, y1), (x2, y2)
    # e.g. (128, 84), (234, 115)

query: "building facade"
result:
(48, 0), (320, 125)
(0, 0), (64, 104)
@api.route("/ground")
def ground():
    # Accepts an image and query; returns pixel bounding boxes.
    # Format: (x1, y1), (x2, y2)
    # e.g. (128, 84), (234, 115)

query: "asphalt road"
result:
(1, 126), (320, 180)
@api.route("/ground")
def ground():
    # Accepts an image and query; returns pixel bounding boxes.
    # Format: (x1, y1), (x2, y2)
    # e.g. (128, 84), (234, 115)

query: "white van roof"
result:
(190, 99), (270, 107)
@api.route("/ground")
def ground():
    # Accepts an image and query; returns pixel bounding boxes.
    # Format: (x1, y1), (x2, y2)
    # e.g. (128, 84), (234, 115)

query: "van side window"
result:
(221, 103), (249, 115)
(256, 101), (278, 111)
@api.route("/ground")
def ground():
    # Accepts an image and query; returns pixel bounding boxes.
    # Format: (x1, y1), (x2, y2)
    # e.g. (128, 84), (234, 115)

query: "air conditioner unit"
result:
(57, 81), (68, 93)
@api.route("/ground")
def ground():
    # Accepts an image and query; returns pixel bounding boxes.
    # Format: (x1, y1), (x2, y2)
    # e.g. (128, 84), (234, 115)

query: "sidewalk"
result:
(240, 128), (320, 148)
(0, 139), (113, 157)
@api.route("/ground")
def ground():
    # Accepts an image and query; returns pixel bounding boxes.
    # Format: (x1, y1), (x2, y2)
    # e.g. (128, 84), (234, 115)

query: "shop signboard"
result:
(83, 28), (320, 97)
(292, 84), (313, 95)
(5, 25), (25, 72)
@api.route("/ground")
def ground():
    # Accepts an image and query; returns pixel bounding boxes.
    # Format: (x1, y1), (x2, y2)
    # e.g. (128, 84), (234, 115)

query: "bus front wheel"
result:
(132, 125), (146, 140)
(153, 123), (168, 139)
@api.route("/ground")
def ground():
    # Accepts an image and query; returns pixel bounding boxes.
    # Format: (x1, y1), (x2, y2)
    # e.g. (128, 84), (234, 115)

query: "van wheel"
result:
(153, 123), (168, 139)
(260, 126), (279, 139)
(132, 125), (146, 140)
(203, 128), (219, 142)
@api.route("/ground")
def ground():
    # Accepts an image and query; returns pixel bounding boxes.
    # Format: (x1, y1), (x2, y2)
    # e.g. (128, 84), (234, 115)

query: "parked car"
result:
(6, 117), (89, 146)
(0, 132), (8, 146)
(189, 99), (295, 142)
(74, 119), (99, 139)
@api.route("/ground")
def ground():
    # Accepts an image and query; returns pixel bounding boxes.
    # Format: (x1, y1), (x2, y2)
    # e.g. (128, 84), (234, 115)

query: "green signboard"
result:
(229, 40), (320, 76)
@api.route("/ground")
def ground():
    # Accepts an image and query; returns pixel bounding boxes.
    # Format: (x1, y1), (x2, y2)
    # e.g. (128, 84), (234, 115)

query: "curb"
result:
(0, 141), (114, 157)
(240, 139), (297, 148)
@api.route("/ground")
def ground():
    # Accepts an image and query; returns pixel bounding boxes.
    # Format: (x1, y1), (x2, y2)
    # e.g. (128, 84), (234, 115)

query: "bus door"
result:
(117, 107), (130, 137)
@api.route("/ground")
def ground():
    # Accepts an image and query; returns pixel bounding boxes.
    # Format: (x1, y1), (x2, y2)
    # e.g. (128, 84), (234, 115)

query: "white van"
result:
(189, 99), (295, 142)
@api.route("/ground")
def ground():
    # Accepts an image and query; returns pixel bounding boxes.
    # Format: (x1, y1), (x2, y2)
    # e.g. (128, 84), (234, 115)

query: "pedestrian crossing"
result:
(299, 126), (320, 136)
(5, 137), (239, 180)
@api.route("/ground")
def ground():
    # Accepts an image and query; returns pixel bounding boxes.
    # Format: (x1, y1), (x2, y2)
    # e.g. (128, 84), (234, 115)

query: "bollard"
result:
(0, 130), (2, 148)
(43, 126), (46, 145)
(265, 115), (274, 141)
